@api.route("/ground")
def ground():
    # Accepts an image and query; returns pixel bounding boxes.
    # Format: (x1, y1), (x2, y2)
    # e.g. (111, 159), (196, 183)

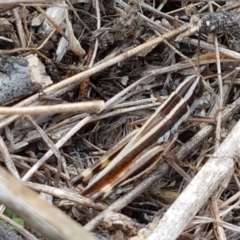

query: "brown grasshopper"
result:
(71, 75), (203, 200)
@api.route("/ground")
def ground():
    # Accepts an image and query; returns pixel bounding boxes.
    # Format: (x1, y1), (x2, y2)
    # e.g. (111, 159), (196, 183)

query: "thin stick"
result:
(0, 101), (104, 115)
(89, 0), (100, 67)
(214, 34), (223, 150)
(0, 0), (55, 5)
(24, 182), (106, 211)
(0, 137), (20, 179)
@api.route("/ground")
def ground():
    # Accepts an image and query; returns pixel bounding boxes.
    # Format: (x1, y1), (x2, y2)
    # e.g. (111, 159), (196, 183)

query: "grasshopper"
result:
(71, 75), (203, 200)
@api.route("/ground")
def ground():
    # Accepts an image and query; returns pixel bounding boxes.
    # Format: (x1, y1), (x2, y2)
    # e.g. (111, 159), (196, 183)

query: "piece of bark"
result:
(178, 11), (240, 43)
(0, 166), (97, 240)
(0, 56), (42, 105)
(146, 119), (240, 240)
(199, 12), (240, 35)
(25, 54), (53, 89)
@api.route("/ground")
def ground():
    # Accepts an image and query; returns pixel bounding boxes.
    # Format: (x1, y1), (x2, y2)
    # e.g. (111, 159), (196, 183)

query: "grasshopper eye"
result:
(194, 82), (203, 98)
